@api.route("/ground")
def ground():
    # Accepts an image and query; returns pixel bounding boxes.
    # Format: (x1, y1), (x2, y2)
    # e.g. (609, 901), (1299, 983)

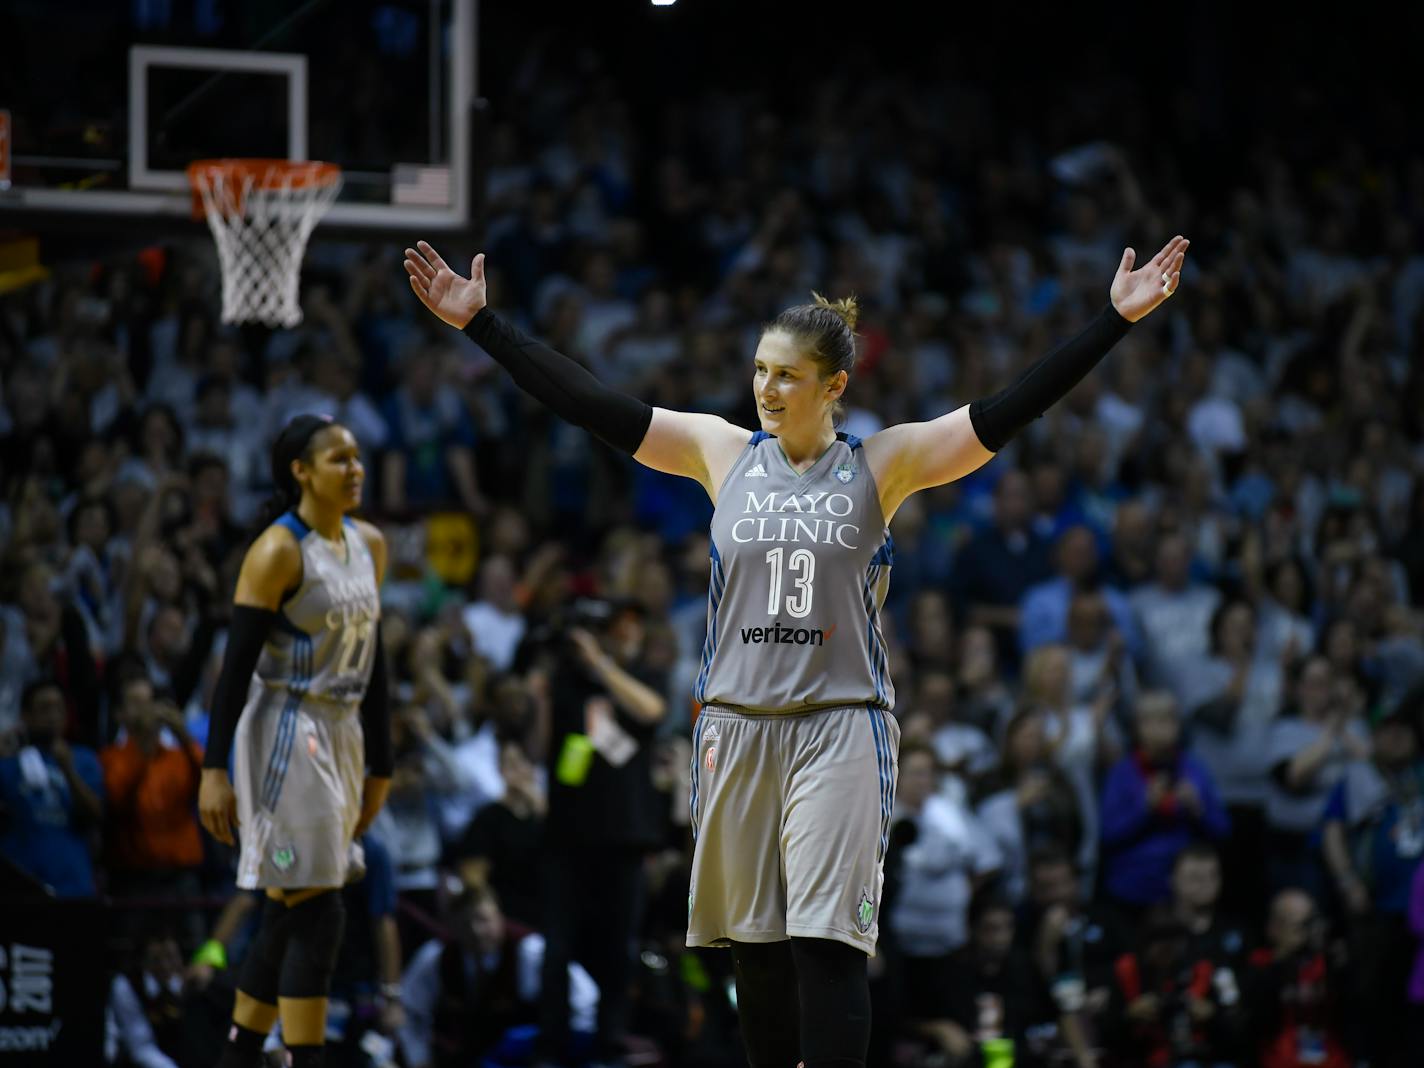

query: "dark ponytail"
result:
(250, 413), (336, 541)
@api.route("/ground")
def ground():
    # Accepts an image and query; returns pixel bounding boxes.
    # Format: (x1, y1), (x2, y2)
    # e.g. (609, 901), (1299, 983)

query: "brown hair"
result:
(764, 292), (859, 422)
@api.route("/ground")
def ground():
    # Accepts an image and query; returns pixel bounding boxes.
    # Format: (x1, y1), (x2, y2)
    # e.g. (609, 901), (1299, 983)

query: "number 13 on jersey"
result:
(765, 547), (815, 618)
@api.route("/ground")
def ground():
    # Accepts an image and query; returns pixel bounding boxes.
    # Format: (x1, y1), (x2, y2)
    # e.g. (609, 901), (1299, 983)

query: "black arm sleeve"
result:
(463, 307), (653, 455)
(203, 605), (276, 770)
(968, 304), (1132, 453)
(361, 624), (393, 777)
(171, 614), (219, 710)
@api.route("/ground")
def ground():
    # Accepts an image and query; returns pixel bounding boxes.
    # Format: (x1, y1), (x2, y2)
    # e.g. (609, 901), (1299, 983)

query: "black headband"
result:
(271, 413), (336, 492)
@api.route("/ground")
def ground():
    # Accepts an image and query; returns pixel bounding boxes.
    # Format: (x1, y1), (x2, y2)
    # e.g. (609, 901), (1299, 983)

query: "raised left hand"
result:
(1110, 235), (1189, 322)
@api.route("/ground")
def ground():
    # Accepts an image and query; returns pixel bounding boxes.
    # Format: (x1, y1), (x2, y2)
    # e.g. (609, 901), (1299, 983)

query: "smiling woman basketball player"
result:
(405, 234), (1187, 1068)
(200, 414), (393, 1068)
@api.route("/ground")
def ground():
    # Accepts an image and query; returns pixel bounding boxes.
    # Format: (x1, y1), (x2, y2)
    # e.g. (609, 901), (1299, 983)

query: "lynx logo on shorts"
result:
(855, 888), (874, 934)
(272, 844), (296, 873)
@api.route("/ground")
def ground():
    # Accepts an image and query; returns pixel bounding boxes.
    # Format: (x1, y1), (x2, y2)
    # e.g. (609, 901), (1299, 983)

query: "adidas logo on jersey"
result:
(744, 463), (768, 478)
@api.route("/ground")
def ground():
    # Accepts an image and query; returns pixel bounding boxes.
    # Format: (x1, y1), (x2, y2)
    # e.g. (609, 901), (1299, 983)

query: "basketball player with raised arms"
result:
(405, 234), (1188, 1068)
(198, 414), (394, 1068)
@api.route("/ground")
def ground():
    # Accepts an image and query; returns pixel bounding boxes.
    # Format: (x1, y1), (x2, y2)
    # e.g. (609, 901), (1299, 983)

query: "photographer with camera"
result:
(528, 597), (667, 1068)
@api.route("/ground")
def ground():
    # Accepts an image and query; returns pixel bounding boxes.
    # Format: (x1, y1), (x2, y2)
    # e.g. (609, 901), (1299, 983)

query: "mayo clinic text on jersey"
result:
(731, 491), (861, 549)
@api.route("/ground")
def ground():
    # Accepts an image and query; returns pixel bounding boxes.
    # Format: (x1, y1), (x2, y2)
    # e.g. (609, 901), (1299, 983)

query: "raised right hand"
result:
(199, 768), (239, 846)
(403, 241), (487, 328)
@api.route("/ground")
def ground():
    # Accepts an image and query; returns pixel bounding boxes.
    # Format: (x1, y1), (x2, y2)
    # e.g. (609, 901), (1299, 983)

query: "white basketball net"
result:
(189, 161), (342, 328)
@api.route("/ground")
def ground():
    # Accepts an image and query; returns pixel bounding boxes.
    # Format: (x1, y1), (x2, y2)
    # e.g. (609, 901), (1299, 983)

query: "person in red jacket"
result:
(1243, 889), (1353, 1068)
(100, 674), (205, 946)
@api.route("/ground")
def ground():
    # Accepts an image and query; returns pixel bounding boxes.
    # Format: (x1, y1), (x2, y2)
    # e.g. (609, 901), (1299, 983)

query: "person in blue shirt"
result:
(949, 469), (1054, 672)
(0, 679), (104, 896)
(1019, 524), (1139, 659)
(379, 348), (488, 516)
(1100, 690), (1230, 911)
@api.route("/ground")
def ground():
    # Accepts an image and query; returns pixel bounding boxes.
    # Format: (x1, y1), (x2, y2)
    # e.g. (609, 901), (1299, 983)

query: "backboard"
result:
(0, 0), (478, 238)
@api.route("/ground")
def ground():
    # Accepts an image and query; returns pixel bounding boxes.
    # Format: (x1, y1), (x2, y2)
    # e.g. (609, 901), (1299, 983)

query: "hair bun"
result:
(811, 291), (860, 331)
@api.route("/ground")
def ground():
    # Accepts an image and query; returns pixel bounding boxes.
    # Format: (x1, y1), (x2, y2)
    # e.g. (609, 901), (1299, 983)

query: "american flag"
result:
(392, 164), (450, 207)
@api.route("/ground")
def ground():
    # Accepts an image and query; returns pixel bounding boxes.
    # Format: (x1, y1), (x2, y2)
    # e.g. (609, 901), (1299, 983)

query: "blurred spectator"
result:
(439, 671), (541, 843)
(1130, 532), (1221, 705)
(380, 348), (488, 516)
(886, 739), (1002, 967)
(0, 679), (104, 896)
(957, 624), (1017, 740)
(104, 926), (206, 1068)
(1020, 846), (1128, 1068)
(1247, 554), (1315, 668)
(1101, 906), (1240, 1068)
(460, 555), (528, 673)
(0, 561), (101, 743)
(920, 671), (998, 791)
(64, 494), (125, 653)
(373, 705), (469, 906)
(1103, 500), (1157, 592)
(100, 675), (204, 946)
(1321, 708), (1423, 1068)
(903, 888), (1055, 1068)
(535, 601), (666, 1065)
(1100, 692), (1229, 911)
(1020, 525), (1138, 659)
(1264, 655), (1371, 898)
(905, 589), (958, 675)
(1020, 644), (1120, 878)
(1244, 890), (1353, 1068)
(448, 740), (547, 928)
(1184, 598), (1286, 924)
(950, 470), (1054, 670)
(976, 711), (1084, 903)
(400, 882), (598, 1068)
(1064, 592), (1138, 716)
(1170, 844), (1250, 975)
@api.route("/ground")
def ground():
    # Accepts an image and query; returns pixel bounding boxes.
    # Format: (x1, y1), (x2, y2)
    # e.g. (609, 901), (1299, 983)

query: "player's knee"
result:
(278, 890), (346, 997)
(731, 938), (797, 984)
(235, 896), (294, 1003)
(789, 935), (867, 976)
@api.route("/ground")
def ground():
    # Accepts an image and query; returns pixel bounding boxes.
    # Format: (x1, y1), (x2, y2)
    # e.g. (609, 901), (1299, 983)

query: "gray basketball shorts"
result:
(686, 703), (900, 955)
(233, 688), (365, 890)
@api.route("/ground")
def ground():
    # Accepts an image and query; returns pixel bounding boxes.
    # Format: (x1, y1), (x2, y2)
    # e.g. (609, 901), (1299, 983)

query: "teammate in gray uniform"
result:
(405, 233), (1189, 1068)
(199, 414), (393, 1068)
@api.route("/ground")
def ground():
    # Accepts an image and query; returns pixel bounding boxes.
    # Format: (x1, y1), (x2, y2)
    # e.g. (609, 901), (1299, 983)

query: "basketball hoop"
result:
(187, 159), (342, 328)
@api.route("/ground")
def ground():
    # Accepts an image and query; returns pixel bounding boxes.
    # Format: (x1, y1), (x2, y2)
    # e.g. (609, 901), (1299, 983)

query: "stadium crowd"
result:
(3, 28), (1424, 1068)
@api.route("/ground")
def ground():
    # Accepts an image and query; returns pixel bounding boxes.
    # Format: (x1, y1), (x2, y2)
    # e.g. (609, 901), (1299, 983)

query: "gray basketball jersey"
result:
(250, 512), (382, 706)
(697, 431), (894, 713)
(233, 511), (377, 888)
